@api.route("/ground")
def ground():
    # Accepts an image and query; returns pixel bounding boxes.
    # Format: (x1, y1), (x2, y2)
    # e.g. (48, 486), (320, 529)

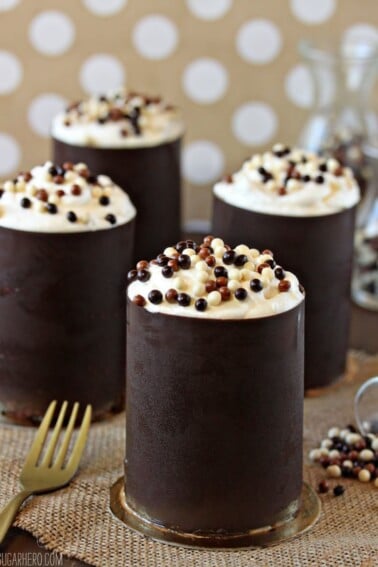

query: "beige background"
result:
(0, 0), (377, 228)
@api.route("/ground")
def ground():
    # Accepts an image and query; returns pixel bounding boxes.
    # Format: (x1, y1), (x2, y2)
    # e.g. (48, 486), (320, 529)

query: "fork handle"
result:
(0, 490), (32, 544)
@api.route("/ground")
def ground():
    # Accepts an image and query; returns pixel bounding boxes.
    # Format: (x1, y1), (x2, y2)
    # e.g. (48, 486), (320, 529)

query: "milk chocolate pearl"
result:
(165, 289), (178, 303)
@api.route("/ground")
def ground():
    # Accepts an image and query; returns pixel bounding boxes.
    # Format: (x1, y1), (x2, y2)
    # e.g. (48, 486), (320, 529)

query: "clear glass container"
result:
(354, 376), (378, 435)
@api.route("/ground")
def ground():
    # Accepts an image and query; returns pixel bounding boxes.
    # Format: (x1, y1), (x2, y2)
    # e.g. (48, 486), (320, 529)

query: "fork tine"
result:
(64, 405), (92, 474)
(23, 401), (57, 468)
(53, 402), (80, 468)
(40, 401), (68, 467)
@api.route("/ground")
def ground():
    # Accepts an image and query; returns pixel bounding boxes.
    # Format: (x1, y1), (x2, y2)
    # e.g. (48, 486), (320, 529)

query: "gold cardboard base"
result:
(110, 477), (321, 549)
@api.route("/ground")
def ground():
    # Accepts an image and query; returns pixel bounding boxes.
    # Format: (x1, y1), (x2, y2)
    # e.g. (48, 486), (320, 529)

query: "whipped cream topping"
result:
(214, 144), (360, 217)
(0, 161), (136, 233)
(127, 236), (304, 319)
(52, 88), (184, 148)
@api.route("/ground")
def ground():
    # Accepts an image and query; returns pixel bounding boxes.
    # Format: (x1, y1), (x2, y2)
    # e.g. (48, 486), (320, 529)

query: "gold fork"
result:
(0, 400), (92, 544)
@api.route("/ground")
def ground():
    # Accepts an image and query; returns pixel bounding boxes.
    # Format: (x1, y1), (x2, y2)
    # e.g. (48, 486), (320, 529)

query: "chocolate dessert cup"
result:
(213, 197), (356, 390)
(126, 300), (304, 533)
(0, 222), (134, 424)
(53, 138), (181, 263)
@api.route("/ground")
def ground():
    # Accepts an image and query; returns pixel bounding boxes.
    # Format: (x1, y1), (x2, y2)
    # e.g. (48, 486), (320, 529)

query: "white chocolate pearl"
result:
(329, 449), (340, 459)
(244, 261), (254, 271)
(339, 429), (350, 440)
(327, 158), (340, 172)
(183, 248), (196, 256)
(211, 238), (224, 249)
(321, 439), (333, 449)
(195, 260), (209, 272)
(193, 283), (206, 297)
(261, 267), (274, 280)
(326, 465), (342, 478)
(16, 180), (25, 192)
(214, 246), (226, 258)
(92, 187), (102, 198)
(48, 195), (59, 205)
(358, 469), (371, 483)
(241, 269), (253, 281)
(235, 244), (250, 255)
(64, 171), (76, 182)
(4, 181), (15, 192)
(309, 449), (322, 462)
(371, 438), (378, 451)
(164, 247), (177, 257)
(286, 179), (300, 193)
(26, 185), (37, 197)
(319, 448), (330, 457)
(208, 290), (221, 306)
(342, 460), (353, 469)
(250, 248), (260, 258)
(266, 180), (276, 192)
(328, 427), (340, 438)
(345, 433), (361, 446)
(174, 277), (186, 290)
(196, 270), (209, 283)
(251, 154), (262, 168)
(190, 255), (200, 266)
(374, 478), (378, 488)
(263, 287), (278, 300)
(75, 162), (87, 171)
(359, 449), (374, 461)
(79, 212), (89, 224)
(228, 280), (239, 292)
(103, 186), (112, 197)
(228, 269), (241, 281)
(36, 201), (45, 213)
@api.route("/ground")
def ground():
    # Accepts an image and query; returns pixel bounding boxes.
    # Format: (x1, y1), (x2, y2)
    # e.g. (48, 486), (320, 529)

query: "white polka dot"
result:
(285, 64), (314, 108)
(236, 19), (282, 65)
(184, 218), (211, 233)
(82, 0), (127, 16)
(183, 141), (224, 185)
(186, 0), (232, 20)
(0, 133), (21, 176)
(0, 0), (20, 11)
(232, 103), (278, 146)
(343, 24), (378, 46)
(290, 0), (336, 25)
(0, 51), (22, 95)
(133, 15), (178, 60)
(182, 58), (228, 104)
(28, 94), (68, 138)
(29, 11), (75, 56)
(80, 54), (125, 95)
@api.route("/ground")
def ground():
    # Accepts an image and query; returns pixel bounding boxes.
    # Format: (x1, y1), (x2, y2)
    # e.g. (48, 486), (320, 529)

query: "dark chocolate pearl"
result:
(333, 485), (345, 497)
(87, 175), (98, 184)
(222, 250), (236, 265)
(315, 175), (324, 184)
(0, 189), (4, 199)
(178, 254), (191, 269)
(278, 279), (291, 292)
(67, 211), (77, 223)
(175, 240), (187, 253)
(265, 258), (276, 268)
(46, 203), (58, 214)
(234, 254), (248, 267)
(302, 175), (311, 182)
(137, 269), (150, 282)
(157, 254), (169, 267)
(185, 239), (197, 249)
(105, 213), (116, 225)
(148, 290), (163, 305)
(274, 266), (285, 280)
(162, 265), (173, 278)
(133, 295), (146, 307)
(99, 195), (110, 206)
(341, 466), (353, 478)
(127, 269), (138, 283)
(319, 163), (327, 172)
(347, 424), (357, 433)
(214, 266), (228, 278)
(177, 292), (191, 307)
(165, 288), (178, 303)
(48, 165), (57, 176)
(318, 480), (329, 493)
(250, 278), (263, 292)
(195, 298), (207, 312)
(53, 175), (64, 185)
(20, 197), (32, 209)
(235, 288), (247, 301)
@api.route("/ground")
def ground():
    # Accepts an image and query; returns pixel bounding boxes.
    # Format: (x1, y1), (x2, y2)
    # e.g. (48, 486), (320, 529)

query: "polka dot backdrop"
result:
(0, 0), (377, 227)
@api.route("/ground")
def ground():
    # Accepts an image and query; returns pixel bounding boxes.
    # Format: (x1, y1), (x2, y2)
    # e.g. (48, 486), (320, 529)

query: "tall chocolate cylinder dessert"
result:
(52, 89), (184, 263)
(0, 161), (136, 424)
(213, 145), (360, 390)
(126, 236), (304, 534)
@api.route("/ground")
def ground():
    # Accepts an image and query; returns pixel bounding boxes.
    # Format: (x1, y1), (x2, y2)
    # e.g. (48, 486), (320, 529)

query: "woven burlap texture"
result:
(0, 351), (378, 567)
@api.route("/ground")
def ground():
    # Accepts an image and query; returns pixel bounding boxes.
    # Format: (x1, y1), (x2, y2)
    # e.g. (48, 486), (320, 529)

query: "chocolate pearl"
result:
(250, 278), (263, 292)
(148, 290), (163, 305)
(334, 166), (343, 176)
(133, 295), (146, 307)
(46, 203), (58, 214)
(56, 189), (65, 197)
(23, 171), (33, 182)
(195, 298), (207, 311)
(67, 211), (77, 223)
(352, 466), (362, 478)
(257, 262), (270, 274)
(198, 247), (209, 259)
(223, 174), (233, 183)
(36, 189), (48, 202)
(216, 276), (228, 288)
(365, 463), (376, 474)
(54, 175), (64, 185)
(265, 258), (276, 268)
(318, 480), (329, 494)
(105, 213), (117, 225)
(48, 165), (57, 176)
(348, 450), (359, 461)
(162, 265), (173, 278)
(219, 286), (231, 301)
(175, 240), (187, 253)
(274, 266), (285, 280)
(262, 249), (274, 256)
(333, 485), (345, 497)
(315, 175), (324, 184)
(185, 239), (197, 249)
(178, 254), (191, 269)
(168, 259), (179, 272)
(235, 288), (247, 300)
(214, 266), (228, 278)
(299, 284), (305, 294)
(319, 163), (328, 172)
(137, 269), (150, 282)
(165, 288), (178, 303)
(0, 189), (4, 199)
(203, 235), (214, 246)
(20, 197), (32, 209)
(355, 439), (367, 451)
(223, 250), (236, 265)
(278, 186), (287, 196)
(99, 195), (110, 206)
(234, 254), (248, 267)
(120, 129), (128, 137)
(341, 466), (353, 478)
(205, 255), (216, 267)
(63, 161), (74, 171)
(177, 292), (191, 307)
(156, 254), (168, 266)
(205, 280), (217, 293)
(71, 184), (82, 196)
(278, 279), (291, 292)
(87, 175), (98, 184)
(302, 175), (311, 182)
(137, 260), (149, 270)
(127, 269), (138, 283)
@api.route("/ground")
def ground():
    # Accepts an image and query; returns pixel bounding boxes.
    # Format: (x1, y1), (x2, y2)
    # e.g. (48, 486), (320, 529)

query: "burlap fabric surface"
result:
(0, 352), (378, 567)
